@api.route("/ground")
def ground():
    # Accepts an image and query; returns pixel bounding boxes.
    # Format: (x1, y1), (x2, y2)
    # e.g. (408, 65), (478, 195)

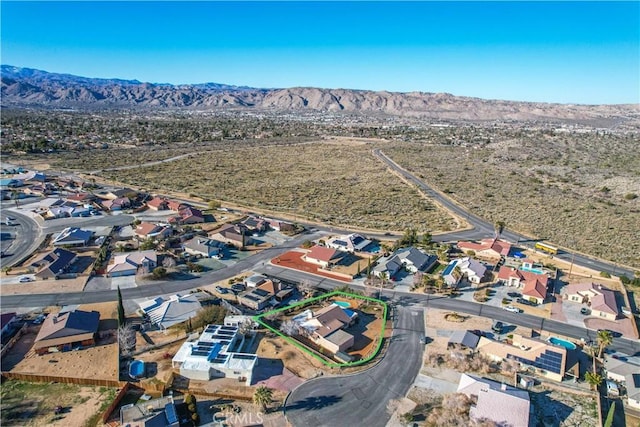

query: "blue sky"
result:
(1, 1), (639, 104)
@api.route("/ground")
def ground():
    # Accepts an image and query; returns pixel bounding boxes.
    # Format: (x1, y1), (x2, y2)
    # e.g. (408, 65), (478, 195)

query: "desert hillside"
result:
(2, 65), (638, 127)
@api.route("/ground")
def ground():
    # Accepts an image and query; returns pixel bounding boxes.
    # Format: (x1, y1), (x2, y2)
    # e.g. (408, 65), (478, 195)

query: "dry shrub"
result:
(427, 351), (497, 375)
(282, 350), (295, 361)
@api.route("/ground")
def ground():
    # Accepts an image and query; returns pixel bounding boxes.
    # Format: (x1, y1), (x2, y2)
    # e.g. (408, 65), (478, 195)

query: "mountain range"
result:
(2, 65), (639, 127)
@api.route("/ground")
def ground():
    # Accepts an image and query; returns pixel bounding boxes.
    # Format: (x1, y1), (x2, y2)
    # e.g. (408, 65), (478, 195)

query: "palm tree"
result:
(585, 371), (603, 391)
(253, 386), (273, 412)
(597, 329), (613, 359)
(378, 272), (389, 296)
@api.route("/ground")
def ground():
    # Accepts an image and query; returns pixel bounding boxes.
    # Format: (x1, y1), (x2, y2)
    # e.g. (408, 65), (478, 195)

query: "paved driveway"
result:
(285, 306), (425, 427)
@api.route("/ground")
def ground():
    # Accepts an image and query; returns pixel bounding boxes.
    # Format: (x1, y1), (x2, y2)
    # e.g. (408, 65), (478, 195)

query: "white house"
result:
(456, 257), (487, 284)
(172, 324), (257, 385)
(326, 233), (372, 253)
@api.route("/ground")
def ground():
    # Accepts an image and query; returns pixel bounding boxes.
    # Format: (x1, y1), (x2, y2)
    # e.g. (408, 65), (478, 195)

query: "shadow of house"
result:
(250, 358), (285, 384)
(529, 389), (575, 427)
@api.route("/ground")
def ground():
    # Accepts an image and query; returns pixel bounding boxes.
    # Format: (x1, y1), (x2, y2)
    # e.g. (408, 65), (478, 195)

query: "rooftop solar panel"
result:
(254, 289), (269, 297)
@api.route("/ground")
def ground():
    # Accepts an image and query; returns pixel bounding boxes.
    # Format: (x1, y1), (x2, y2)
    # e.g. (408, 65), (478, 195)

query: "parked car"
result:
(33, 314), (47, 324)
(516, 297), (536, 306)
(508, 292), (522, 298)
(580, 307), (591, 315)
(215, 286), (229, 294)
(503, 305), (521, 313)
(18, 275), (33, 283)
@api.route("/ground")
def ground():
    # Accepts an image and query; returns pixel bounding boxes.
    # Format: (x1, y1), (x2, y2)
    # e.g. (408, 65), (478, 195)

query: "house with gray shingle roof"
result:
(183, 237), (225, 258)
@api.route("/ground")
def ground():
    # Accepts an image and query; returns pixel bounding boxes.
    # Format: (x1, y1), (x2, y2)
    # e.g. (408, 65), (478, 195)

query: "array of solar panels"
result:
(253, 289), (270, 297)
(508, 349), (563, 374)
(333, 240), (348, 247)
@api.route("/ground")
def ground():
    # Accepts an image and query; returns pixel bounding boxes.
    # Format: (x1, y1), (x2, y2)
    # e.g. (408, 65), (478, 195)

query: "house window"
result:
(233, 371), (241, 375)
(600, 312), (606, 318)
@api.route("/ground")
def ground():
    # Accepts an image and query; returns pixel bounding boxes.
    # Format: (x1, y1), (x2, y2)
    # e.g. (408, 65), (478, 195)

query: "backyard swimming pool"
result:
(129, 360), (145, 378)
(548, 337), (577, 350)
(334, 301), (351, 308)
(520, 266), (545, 275)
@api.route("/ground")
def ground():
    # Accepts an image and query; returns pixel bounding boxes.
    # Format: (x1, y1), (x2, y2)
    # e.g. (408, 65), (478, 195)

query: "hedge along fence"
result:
(253, 290), (388, 368)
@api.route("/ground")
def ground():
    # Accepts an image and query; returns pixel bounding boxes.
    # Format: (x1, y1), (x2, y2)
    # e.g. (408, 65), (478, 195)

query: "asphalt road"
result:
(0, 208), (42, 268)
(0, 231), (322, 309)
(373, 149), (636, 278)
(285, 306), (424, 427)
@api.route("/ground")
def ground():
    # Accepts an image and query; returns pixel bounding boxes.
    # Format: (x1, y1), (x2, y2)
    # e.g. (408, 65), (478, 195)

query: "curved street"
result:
(285, 306), (424, 427)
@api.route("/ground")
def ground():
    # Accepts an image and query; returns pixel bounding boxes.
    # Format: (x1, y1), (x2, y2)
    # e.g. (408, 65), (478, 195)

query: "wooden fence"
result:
(0, 323), (27, 358)
(101, 382), (143, 423)
(1, 371), (127, 388)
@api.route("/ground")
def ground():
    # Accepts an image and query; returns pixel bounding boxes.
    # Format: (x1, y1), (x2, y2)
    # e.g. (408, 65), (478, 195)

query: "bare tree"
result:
(238, 318), (254, 336)
(162, 256), (176, 268)
(279, 320), (301, 336)
(118, 324), (137, 356)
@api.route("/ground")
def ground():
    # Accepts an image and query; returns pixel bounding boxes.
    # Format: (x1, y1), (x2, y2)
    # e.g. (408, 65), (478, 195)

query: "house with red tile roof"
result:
(497, 266), (549, 305)
(169, 207), (205, 225)
(167, 200), (188, 212)
(101, 197), (131, 211)
(134, 222), (172, 240)
(146, 196), (169, 211)
(303, 246), (345, 268)
(563, 282), (619, 321)
(65, 192), (95, 203)
(457, 238), (512, 261)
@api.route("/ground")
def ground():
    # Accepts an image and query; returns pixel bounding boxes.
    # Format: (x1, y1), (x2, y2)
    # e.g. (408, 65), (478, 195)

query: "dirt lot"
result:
(1, 380), (116, 427)
(2, 303), (119, 381)
(0, 275), (87, 295)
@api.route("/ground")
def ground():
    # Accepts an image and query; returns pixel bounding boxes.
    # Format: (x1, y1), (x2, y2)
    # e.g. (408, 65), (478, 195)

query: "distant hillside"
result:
(2, 65), (639, 127)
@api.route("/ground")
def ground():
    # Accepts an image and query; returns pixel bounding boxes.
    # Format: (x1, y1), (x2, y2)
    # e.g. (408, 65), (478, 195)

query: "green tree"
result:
(400, 228), (418, 246)
(420, 232), (433, 248)
(151, 267), (167, 279)
(208, 199), (221, 210)
(139, 238), (157, 251)
(585, 371), (603, 391)
(253, 386), (273, 412)
(597, 329), (613, 358)
(400, 412), (414, 424)
(604, 401), (616, 427)
(117, 286), (126, 327)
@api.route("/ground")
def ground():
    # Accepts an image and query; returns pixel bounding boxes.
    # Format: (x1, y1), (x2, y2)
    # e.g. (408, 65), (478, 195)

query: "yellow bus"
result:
(535, 242), (558, 255)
